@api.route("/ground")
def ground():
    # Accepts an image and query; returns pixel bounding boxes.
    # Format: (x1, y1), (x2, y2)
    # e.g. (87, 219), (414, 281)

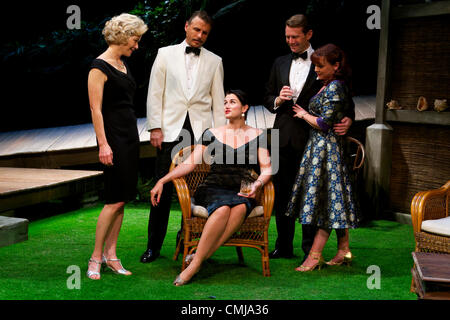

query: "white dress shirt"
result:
(182, 40), (201, 99)
(274, 45), (314, 109)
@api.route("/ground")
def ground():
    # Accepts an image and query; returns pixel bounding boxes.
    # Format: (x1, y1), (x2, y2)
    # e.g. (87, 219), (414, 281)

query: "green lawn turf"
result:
(0, 202), (417, 300)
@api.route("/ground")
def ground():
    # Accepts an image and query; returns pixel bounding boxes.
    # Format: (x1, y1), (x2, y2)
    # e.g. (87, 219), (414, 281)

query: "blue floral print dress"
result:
(285, 80), (359, 230)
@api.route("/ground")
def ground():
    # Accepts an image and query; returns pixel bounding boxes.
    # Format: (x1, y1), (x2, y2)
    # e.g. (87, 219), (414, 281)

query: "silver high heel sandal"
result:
(173, 274), (190, 286)
(87, 258), (102, 280)
(185, 253), (195, 267)
(102, 254), (132, 276)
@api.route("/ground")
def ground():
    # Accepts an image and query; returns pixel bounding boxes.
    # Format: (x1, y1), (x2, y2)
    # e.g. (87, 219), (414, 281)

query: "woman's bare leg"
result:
(298, 228), (330, 268)
(328, 228), (350, 264)
(177, 206), (231, 282)
(205, 203), (247, 259)
(87, 202), (124, 279)
(103, 205), (131, 274)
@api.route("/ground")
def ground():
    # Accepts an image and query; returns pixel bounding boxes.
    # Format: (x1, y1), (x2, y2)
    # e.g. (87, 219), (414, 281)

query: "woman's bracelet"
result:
(255, 179), (264, 188)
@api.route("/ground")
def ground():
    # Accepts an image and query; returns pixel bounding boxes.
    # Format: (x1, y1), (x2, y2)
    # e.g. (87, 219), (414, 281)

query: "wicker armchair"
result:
(410, 181), (450, 292)
(411, 180), (450, 254)
(170, 145), (275, 277)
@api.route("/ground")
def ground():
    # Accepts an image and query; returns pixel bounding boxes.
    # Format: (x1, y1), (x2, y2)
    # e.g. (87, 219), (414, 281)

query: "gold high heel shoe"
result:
(326, 250), (354, 266)
(295, 251), (325, 272)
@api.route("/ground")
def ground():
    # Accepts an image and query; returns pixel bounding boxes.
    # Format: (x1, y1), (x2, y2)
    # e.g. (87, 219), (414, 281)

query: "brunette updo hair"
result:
(226, 89), (249, 119)
(311, 43), (352, 87)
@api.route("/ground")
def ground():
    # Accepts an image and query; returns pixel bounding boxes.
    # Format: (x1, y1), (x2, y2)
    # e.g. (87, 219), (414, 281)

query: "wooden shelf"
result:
(386, 109), (450, 126)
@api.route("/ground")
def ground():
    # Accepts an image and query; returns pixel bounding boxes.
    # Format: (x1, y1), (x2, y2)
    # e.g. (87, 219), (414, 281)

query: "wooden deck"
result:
(0, 118), (150, 157)
(0, 118), (153, 168)
(0, 95), (375, 168)
(0, 167), (103, 214)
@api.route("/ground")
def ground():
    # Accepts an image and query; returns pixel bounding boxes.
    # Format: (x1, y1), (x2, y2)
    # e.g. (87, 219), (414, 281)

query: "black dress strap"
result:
(90, 59), (112, 75)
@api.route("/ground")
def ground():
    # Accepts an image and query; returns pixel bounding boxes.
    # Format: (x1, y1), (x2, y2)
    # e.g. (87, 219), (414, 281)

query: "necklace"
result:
(113, 61), (126, 71)
(227, 124), (246, 134)
(222, 124), (249, 148)
(105, 58), (126, 72)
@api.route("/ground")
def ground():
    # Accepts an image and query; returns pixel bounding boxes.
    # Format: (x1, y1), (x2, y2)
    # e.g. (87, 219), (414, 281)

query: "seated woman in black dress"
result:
(150, 90), (272, 286)
(87, 13), (147, 280)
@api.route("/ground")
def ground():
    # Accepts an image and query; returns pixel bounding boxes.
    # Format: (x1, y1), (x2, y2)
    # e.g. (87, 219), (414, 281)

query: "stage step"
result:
(0, 216), (28, 248)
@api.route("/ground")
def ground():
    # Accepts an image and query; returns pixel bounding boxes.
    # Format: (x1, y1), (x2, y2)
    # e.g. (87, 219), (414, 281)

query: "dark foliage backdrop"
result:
(0, 0), (380, 132)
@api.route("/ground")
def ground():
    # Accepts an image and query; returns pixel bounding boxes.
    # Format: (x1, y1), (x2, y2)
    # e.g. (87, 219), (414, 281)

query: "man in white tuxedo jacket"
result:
(141, 10), (226, 263)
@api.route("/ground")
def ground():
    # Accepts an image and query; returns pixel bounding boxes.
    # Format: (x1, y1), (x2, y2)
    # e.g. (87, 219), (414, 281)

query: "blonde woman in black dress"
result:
(87, 13), (147, 280)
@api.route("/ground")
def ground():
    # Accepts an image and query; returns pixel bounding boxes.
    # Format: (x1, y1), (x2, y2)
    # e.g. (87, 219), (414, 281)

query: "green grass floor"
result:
(0, 202), (417, 300)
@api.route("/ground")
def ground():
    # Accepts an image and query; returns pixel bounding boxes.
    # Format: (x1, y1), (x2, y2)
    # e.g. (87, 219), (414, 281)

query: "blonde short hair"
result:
(102, 13), (148, 45)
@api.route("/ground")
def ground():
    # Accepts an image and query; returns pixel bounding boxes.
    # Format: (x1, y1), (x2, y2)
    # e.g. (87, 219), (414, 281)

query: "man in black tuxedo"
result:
(263, 14), (354, 261)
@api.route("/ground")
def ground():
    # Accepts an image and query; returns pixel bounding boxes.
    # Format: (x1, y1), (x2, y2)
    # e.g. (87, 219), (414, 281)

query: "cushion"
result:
(421, 216), (450, 237)
(190, 198), (264, 219)
(191, 204), (209, 218)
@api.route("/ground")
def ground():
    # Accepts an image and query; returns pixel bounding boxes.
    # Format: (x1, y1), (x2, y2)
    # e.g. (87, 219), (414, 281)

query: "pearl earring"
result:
(242, 112), (245, 118)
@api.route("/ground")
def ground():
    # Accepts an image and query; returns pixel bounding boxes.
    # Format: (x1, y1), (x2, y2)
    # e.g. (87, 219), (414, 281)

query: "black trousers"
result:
(273, 143), (317, 258)
(146, 115), (195, 252)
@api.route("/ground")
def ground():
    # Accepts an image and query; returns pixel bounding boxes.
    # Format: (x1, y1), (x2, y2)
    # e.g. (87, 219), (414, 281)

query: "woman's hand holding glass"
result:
(238, 179), (263, 199)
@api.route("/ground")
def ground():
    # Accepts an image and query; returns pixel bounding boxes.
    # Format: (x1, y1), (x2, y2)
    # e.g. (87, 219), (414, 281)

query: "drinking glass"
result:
(240, 179), (253, 196)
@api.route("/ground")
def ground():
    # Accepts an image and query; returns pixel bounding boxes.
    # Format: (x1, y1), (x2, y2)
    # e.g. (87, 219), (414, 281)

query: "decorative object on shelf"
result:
(386, 99), (403, 110)
(416, 96), (429, 112)
(434, 99), (448, 112)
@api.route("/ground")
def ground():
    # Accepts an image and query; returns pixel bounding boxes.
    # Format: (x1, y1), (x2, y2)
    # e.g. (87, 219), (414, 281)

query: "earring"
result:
(241, 112), (245, 118)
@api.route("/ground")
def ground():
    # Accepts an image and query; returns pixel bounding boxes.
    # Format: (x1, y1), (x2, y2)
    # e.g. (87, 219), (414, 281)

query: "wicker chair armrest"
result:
(411, 180), (450, 233)
(172, 177), (192, 220)
(346, 136), (365, 171)
(263, 181), (275, 220)
(411, 191), (426, 234)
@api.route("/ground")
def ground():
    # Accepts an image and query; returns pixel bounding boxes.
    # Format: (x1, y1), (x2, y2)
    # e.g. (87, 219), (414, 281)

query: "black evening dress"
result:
(90, 59), (139, 204)
(193, 128), (268, 217)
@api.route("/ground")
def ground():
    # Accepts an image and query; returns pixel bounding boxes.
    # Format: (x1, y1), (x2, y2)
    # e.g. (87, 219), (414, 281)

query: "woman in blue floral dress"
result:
(285, 44), (359, 272)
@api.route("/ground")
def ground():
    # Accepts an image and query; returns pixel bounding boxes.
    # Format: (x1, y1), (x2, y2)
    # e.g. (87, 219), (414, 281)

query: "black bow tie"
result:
(292, 51), (308, 60)
(185, 46), (201, 56)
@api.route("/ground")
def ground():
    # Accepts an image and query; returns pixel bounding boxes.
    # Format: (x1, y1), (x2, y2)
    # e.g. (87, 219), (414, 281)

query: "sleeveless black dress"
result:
(193, 129), (269, 217)
(90, 59), (139, 204)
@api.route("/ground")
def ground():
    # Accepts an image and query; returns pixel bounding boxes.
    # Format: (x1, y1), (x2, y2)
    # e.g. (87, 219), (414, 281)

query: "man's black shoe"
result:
(140, 249), (160, 263)
(269, 248), (294, 259)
